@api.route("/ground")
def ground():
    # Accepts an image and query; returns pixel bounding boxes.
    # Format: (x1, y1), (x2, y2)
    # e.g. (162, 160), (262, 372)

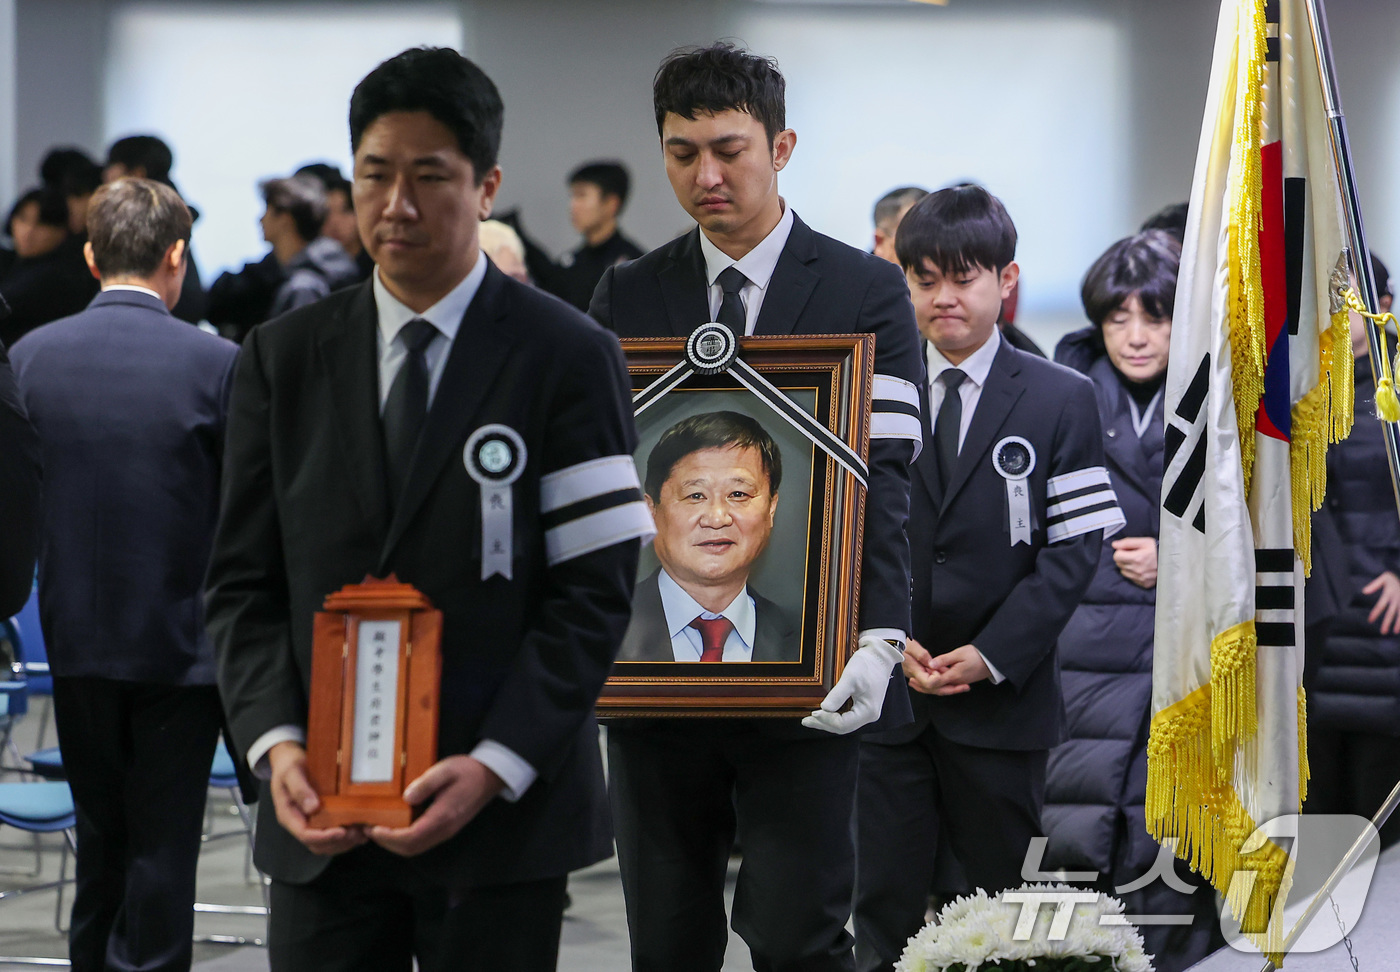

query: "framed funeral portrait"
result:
(600, 325), (874, 717)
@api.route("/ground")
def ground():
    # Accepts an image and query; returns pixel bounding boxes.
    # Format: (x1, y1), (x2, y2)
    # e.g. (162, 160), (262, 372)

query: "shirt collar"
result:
(657, 568), (757, 649)
(373, 253), (488, 347)
(927, 326), (1001, 390)
(699, 199), (795, 291)
(102, 284), (163, 301)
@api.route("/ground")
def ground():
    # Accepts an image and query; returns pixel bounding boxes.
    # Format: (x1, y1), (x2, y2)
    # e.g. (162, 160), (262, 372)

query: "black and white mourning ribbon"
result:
(631, 324), (870, 490)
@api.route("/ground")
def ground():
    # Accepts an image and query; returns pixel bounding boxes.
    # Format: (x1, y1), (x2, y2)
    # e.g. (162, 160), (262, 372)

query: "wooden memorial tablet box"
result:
(305, 576), (441, 829)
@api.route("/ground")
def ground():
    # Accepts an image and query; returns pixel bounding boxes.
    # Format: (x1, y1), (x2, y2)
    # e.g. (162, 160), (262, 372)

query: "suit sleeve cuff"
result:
(860, 627), (907, 648)
(976, 649), (1007, 685)
(247, 725), (306, 780)
(470, 740), (538, 803)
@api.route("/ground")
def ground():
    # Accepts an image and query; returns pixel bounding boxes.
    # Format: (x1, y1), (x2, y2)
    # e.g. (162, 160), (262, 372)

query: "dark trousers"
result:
(854, 726), (1046, 972)
(608, 722), (860, 972)
(51, 677), (222, 972)
(1305, 722), (1400, 848)
(268, 842), (568, 972)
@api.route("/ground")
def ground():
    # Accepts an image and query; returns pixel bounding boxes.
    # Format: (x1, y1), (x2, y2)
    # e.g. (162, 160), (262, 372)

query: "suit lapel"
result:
(942, 341), (1025, 510)
(753, 215), (819, 337)
(316, 284), (389, 539)
(656, 230), (710, 336)
(378, 262), (519, 568)
(910, 372), (943, 510)
(1091, 358), (1154, 500)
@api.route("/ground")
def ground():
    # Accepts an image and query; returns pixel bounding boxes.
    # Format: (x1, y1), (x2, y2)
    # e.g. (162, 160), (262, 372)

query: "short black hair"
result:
(569, 161), (630, 208)
(87, 178), (192, 279)
(1139, 202), (1188, 243)
(1080, 230), (1182, 327)
(644, 411), (782, 502)
(895, 184), (1017, 275)
(7, 187), (68, 232)
(349, 47), (503, 182)
(1371, 252), (1392, 300)
(653, 43), (786, 147)
(295, 162), (351, 196)
(873, 186), (927, 231)
(40, 147), (102, 198)
(106, 135), (175, 185)
(261, 176), (327, 243)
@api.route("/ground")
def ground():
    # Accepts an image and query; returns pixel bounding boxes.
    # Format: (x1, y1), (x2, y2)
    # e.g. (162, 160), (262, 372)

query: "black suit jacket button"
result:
(935, 550), (947, 564)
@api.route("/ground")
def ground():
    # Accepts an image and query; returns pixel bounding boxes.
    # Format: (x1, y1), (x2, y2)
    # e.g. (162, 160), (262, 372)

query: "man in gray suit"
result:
(619, 410), (798, 663)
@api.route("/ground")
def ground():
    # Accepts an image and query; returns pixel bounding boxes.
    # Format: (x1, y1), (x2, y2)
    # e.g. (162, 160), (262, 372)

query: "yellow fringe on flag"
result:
(1341, 286), (1400, 422)
(1146, 667), (1293, 956)
(1227, 0), (1269, 499)
(1289, 305), (1355, 574)
(1298, 685), (1310, 806)
(1209, 620), (1258, 766)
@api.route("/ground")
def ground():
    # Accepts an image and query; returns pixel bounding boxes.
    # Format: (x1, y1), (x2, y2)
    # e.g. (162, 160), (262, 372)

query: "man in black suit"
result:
(853, 186), (1124, 972)
(590, 44), (924, 971)
(205, 48), (651, 972)
(619, 410), (798, 664)
(0, 297), (39, 620)
(9, 178), (238, 972)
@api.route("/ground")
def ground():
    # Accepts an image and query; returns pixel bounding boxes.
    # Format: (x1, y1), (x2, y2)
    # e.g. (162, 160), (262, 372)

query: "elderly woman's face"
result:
(1102, 292), (1171, 383)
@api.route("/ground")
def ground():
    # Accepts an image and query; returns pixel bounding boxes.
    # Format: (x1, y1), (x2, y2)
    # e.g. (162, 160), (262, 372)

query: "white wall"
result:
(104, 2), (462, 279)
(0, 0), (16, 210)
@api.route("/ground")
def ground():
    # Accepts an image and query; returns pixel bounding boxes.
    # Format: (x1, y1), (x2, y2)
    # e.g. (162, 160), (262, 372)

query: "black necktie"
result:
(933, 369), (967, 490)
(382, 318), (438, 505)
(716, 266), (748, 338)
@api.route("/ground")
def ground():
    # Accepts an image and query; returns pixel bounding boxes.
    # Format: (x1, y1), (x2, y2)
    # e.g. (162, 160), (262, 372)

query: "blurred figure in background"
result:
(1045, 230), (1221, 971)
(40, 147), (104, 235)
(0, 186), (97, 347)
(871, 185), (926, 264)
(296, 161), (373, 282)
(0, 295), (40, 620)
(511, 159), (642, 310)
(1304, 252), (1400, 849)
(1140, 201), (1188, 244)
(479, 218), (530, 284)
(207, 175), (358, 342)
(102, 134), (208, 323)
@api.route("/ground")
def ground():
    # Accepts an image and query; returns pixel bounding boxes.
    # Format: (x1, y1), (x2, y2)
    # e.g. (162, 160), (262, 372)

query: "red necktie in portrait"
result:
(688, 616), (734, 663)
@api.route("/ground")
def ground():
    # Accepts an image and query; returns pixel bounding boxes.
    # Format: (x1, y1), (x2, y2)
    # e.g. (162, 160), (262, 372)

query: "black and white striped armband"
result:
(540, 455), (656, 567)
(871, 374), (923, 459)
(1045, 466), (1126, 544)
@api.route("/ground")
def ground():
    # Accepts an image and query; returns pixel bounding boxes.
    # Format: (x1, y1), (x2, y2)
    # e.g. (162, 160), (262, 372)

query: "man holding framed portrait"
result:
(590, 42), (924, 972)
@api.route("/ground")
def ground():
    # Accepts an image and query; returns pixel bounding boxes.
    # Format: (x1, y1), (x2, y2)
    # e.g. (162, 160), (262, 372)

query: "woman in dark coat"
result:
(1046, 231), (1221, 972)
(1304, 255), (1400, 847)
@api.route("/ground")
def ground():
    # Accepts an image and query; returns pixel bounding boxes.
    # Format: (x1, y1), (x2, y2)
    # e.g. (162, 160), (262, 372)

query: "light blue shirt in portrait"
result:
(657, 569), (757, 662)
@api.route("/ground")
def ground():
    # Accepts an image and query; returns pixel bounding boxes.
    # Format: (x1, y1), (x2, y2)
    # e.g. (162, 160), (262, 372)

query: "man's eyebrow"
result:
(357, 153), (451, 167)
(663, 134), (750, 149)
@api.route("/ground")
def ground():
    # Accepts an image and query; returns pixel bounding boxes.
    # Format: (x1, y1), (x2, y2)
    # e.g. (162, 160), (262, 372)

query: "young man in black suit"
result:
(10, 178), (238, 972)
(852, 186), (1125, 972)
(205, 48), (652, 971)
(590, 43), (924, 971)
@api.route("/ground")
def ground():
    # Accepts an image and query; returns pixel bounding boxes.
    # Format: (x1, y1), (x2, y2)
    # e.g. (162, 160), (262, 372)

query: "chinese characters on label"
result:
(350, 619), (402, 783)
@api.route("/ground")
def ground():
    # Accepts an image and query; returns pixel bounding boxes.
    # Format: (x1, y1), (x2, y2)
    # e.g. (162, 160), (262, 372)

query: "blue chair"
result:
(8, 586), (52, 751)
(0, 780), (77, 963)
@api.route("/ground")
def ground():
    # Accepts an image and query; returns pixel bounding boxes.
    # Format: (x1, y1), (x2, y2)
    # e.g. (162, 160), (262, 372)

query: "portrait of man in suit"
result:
(620, 409), (800, 663)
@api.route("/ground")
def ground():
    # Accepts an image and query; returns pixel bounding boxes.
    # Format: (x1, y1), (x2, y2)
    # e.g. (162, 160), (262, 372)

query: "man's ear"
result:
(998, 261), (1021, 300)
(644, 493), (657, 517)
(771, 130), (797, 173)
(83, 241), (100, 281)
(477, 165), (503, 221)
(167, 239), (187, 273)
(767, 491), (778, 525)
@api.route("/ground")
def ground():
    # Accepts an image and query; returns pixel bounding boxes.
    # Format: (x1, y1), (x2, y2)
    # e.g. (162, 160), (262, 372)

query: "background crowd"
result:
(2, 45), (1400, 972)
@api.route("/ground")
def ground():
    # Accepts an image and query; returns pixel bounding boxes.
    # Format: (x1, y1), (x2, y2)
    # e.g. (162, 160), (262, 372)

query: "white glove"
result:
(801, 632), (904, 735)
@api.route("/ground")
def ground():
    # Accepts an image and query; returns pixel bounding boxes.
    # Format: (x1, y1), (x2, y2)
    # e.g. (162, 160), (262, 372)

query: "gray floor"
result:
(0, 705), (752, 971)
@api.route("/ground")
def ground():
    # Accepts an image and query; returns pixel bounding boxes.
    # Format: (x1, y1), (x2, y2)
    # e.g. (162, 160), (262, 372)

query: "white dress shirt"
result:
(657, 569), (757, 662)
(698, 201), (795, 335)
(101, 283), (163, 301)
(925, 327), (1001, 453)
(246, 253), (539, 803)
(924, 328), (1007, 685)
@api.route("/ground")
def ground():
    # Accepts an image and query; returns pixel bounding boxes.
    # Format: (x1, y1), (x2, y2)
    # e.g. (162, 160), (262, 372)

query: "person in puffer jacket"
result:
(1304, 253), (1400, 848)
(1047, 231), (1223, 972)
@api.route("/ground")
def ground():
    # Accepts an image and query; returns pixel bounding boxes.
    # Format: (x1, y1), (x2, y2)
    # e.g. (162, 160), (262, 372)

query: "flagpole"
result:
(1302, 0), (1400, 516)
(1253, 5), (1400, 967)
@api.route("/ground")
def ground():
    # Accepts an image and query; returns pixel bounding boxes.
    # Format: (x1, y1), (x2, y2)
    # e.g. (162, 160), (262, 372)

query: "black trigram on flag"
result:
(1255, 547), (1296, 647)
(1162, 354), (1211, 534)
